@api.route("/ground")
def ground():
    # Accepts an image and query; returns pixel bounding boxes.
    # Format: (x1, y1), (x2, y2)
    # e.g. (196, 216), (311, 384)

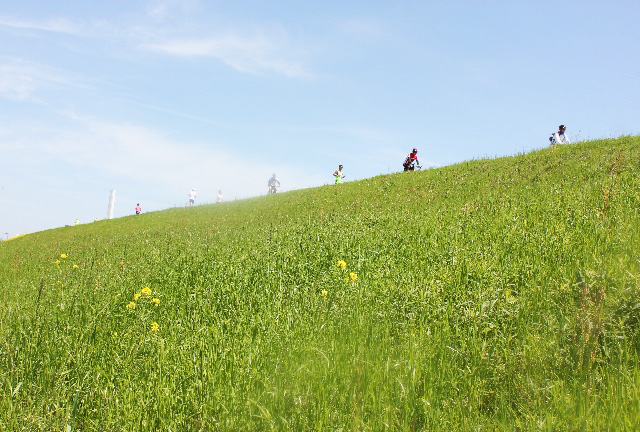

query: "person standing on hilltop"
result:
(135, 203), (142, 214)
(216, 190), (224, 203)
(333, 165), (345, 184)
(187, 188), (197, 206)
(549, 125), (570, 148)
(403, 148), (420, 171)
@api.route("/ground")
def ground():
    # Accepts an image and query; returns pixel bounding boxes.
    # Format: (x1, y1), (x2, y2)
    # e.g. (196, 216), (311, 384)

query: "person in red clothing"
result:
(403, 148), (420, 171)
(135, 203), (142, 214)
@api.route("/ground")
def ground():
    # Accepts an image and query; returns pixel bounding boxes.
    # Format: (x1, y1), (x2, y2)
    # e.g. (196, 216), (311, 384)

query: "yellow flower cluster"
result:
(124, 288), (162, 334)
(131, 287), (156, 303)
(336, 259), (358, 284)
(127, 287), (161, 309)
(320, 290), (328, 297)
(53, 252), (80, 270)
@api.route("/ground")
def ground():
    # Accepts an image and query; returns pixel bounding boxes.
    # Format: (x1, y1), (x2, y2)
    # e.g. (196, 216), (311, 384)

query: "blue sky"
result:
(1, 0), (638, 238)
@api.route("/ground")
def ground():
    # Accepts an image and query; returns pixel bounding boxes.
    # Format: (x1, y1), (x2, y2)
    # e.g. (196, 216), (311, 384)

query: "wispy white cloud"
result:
(0, 57), (94, 101)
(0, 8), (314, 79)
(0, 58), (58, 101)
(333, 16), (389, 40)
(145, 32), (313, 78)
(71, 117), (325, 194)
(37, 115), (225, 186)
(146, 0), (201, 22)
(0, 16), (80, 34)
(1, 113), (322, 203)
(0, 65), (39, 101)
(147, 4), (170, 21)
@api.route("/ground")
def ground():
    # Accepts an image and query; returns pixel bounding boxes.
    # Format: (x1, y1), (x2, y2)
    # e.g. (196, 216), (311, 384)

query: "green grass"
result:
(1, 136), (640, 430)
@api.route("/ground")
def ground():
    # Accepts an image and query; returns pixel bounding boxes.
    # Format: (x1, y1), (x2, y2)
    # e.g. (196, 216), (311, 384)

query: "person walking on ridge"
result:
(549, 125), (570, 148)
(135, 203), (142, 214)
(403, 148), (420, 171)
(216, 190), (224, 203)
(187, 188), (197, 206)
(333, 165), (345, 184)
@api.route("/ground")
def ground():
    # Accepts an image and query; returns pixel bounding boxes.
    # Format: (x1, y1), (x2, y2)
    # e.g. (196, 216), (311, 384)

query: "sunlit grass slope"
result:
(2, 136), (640, 430)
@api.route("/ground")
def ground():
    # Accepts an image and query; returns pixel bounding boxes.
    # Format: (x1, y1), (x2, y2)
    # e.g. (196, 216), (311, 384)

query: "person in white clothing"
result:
(187, 188), (197, 206)
(216, 190), (224, 203)
(268, 174), (280, 194)
(549, 125), (570, 148)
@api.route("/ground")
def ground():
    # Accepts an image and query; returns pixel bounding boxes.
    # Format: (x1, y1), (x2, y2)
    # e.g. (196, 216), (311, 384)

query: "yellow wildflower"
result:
(126, 302), (136, 310)
(54, 260), (60, 265)
(150, 322), (159, 332)
(337, 260), (347, 271)
(60, 254), (67, 259)
(72, 264), (79, 269)
(152, 298), (160, 306)
(133, 293), (141, 301)
(349, 272), (358, 282)
(141, 287), (152, 297)
(320, 290), (328, 297)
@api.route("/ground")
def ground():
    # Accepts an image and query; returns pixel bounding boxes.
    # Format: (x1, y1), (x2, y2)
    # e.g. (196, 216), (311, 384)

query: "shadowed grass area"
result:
(1, 136), (639, 430)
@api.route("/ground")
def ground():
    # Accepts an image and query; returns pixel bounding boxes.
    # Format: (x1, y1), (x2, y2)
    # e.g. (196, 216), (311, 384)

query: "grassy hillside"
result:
(1, 136), (639, 430)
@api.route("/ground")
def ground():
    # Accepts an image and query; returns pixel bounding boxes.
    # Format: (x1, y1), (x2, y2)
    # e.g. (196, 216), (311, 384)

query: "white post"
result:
(107, 190), (116, 219)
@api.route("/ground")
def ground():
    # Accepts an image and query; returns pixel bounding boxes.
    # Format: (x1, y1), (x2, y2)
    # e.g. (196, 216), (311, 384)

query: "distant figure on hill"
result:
(403, 148), (420, 171)
(75, 218), (79, 226)
(333, 165), (345, 184)
(549, 125), (570, 148)
(187, 188), (197, 206)
(268, 174), (280, 194)
(216, 190), (224, 203)
(135, 203), (142, 214)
